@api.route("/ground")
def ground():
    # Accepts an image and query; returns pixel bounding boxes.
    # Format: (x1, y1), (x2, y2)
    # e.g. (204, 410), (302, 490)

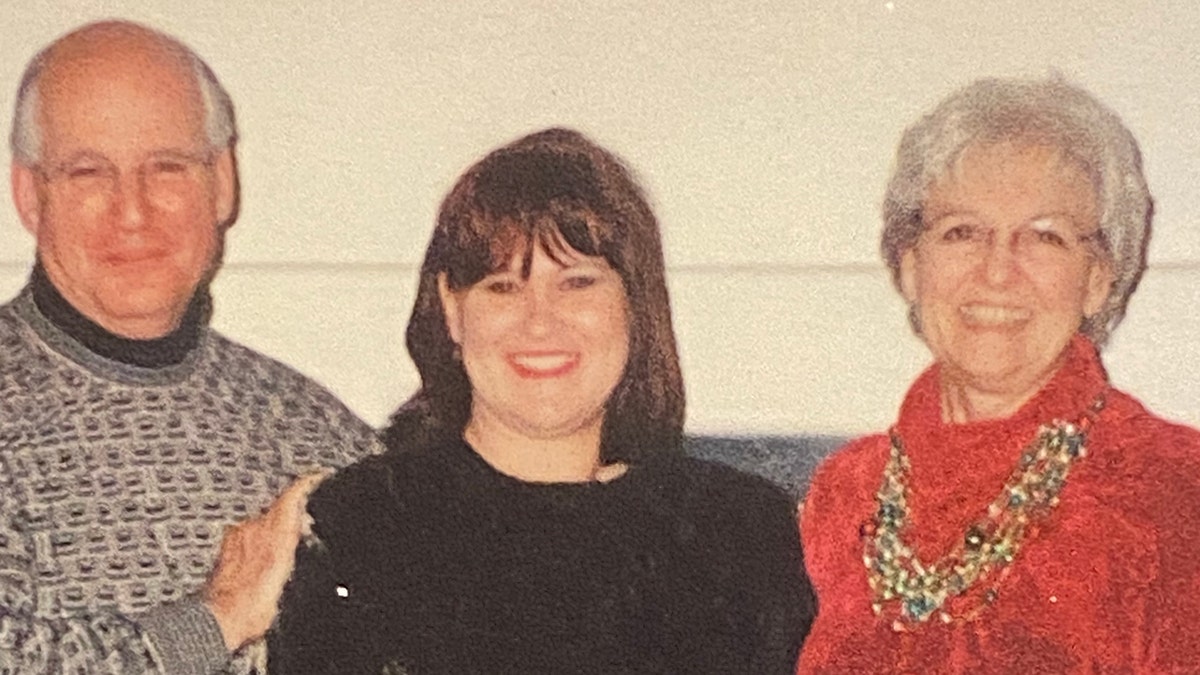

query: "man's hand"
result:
(203, 471), (328, 652)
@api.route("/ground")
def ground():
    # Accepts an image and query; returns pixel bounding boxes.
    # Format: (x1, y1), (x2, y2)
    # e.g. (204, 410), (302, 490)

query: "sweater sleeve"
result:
(117, 400), (379, 675)
(0, 470), (163, 674)
(1137, 424), (1200, 671)
(135, 598), (230, 675)
(303, 385), (387, 471)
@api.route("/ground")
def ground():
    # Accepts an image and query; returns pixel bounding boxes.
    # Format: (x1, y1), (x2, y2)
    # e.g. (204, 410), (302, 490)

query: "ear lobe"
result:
(212, 147), (239, 228)
(1083, 258), (1115, 319)
(437, 273), (463, 346)
(898, 248), (920, 305)
(12, 162), (42, 236)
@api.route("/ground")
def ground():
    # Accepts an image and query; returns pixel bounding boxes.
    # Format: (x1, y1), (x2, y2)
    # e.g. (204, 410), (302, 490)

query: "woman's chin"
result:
(512, 413), (601, 441)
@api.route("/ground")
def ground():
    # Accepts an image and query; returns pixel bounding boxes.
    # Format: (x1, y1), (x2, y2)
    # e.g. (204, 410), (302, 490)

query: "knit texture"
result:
(0, 286), (380, 674)
(799, 336), (1200, 673)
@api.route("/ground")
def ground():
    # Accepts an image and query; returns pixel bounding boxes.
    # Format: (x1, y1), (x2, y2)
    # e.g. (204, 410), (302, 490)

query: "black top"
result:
(269, 439), (815, 674)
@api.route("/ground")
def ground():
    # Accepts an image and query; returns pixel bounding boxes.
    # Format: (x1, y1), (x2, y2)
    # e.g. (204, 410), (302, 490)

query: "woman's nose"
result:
(980, 231), (1021, 286)
(521, 287), (557, 336)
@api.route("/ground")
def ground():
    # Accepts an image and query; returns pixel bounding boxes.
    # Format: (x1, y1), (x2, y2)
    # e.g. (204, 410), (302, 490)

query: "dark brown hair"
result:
(382, 127), (684, 463)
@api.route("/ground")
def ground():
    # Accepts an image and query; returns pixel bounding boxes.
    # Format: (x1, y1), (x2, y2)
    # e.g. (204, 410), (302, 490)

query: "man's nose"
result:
(111, 168), (149, 230)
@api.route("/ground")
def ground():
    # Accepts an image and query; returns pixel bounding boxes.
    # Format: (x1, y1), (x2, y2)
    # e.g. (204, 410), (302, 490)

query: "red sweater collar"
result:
(892, 335), (1110, 543)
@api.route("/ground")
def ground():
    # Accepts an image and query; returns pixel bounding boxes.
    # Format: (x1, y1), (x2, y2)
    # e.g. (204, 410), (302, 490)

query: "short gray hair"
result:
(881, 76), (1152, 345)
(9, 21), (237, 165)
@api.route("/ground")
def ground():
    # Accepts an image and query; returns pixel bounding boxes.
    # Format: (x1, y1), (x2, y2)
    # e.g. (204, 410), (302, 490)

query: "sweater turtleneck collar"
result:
(30, 262), (210, 369)
(892, 334), (1110, 554)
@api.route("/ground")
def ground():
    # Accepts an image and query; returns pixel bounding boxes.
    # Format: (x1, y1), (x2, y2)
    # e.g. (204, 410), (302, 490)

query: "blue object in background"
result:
(685, 434), (846, 501)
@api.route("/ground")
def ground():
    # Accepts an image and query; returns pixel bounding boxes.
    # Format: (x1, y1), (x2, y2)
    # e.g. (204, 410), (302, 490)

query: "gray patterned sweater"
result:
(0, 286), (380, 674)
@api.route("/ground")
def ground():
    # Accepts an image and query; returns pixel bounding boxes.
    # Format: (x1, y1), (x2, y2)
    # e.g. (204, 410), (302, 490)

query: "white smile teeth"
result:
(960, 304), (1031, 325)
(512, 354), (573, 371)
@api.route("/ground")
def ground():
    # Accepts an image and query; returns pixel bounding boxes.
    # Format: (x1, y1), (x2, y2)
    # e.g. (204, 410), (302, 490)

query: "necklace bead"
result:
(863, 392), (1105, 629)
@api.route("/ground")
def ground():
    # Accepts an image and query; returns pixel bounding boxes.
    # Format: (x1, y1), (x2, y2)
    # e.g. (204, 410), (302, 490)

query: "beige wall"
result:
(2, 1), (1197, 435)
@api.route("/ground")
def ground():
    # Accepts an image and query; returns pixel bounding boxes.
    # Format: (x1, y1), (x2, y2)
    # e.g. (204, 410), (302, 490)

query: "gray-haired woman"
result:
(800, 77), (1200, 673)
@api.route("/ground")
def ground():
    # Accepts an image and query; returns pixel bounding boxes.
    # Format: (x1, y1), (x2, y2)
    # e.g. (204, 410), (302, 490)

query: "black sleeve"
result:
(267, 476), (400, 675)
(750, 489), (816, 675)
(683, 467), (816, 675)
(267, 539), (375, 675)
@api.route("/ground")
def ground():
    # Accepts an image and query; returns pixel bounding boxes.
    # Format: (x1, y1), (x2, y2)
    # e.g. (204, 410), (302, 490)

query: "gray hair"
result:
(881, 76), (1152, 345)
(9, 21), (237, 165)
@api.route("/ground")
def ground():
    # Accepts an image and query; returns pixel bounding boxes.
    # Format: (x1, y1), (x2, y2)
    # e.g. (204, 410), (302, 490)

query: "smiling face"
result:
(11, 29), (235, 339)
(440, 239), (630, 446)
(899, 141), (1113, 418)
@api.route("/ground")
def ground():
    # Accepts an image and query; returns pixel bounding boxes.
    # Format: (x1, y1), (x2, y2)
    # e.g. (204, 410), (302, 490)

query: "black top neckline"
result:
(449, 436), (641, 493)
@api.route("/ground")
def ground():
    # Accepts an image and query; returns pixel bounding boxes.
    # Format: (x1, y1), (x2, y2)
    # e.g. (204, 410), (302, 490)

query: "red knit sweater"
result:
(799, 336), (1200, 673)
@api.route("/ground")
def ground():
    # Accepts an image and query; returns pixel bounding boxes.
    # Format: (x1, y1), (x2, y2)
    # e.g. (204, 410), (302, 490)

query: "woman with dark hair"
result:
(269, 128), (815, 674)
(799, 77), (1200, 672)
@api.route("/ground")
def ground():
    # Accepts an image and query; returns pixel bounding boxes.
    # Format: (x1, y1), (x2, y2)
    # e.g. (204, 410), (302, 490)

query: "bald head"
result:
(8, 20), (240, 339)
(11, 20), (236, 165)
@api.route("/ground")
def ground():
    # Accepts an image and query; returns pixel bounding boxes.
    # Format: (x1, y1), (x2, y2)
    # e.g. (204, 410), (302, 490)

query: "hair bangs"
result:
(442, 144), (623, 289)
(444, 207), (617, 290)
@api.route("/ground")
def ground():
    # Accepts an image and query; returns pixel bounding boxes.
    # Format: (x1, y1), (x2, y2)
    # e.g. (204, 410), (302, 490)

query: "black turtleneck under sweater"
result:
(30, 262), (207, 368)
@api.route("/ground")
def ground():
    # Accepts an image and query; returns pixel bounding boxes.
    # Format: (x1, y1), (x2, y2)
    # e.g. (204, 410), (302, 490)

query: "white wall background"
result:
(1, 1), (1197, 436)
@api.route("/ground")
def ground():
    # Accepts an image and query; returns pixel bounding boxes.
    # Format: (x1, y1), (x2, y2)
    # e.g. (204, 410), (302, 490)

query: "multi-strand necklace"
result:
(862, 393), (1105, 631)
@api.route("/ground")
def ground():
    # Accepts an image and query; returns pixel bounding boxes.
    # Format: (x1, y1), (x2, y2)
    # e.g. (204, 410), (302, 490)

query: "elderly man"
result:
(0, 21), (378, 674)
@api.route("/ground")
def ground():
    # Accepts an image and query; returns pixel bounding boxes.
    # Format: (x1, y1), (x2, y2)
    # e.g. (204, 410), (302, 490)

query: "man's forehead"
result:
(40, 30), (196, 97)
(34, 30), (207, 158)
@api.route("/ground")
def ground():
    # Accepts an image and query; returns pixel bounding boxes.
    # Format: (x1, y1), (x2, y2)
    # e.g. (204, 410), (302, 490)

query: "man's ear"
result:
(437, 273), (463, 345)
(213, 147), (239, 229)
(12, 162), (42, 236)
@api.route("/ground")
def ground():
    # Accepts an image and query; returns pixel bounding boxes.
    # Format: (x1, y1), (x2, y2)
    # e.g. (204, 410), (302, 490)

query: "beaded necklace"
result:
(862, 393), (1105, 631)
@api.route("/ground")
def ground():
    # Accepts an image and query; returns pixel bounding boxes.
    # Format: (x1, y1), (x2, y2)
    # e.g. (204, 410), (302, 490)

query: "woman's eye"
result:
(562, 275), (598, 290)
(941, 224), (980, 243)
(1033, 229), (1068, 247)
(483, 279), (518, 294)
